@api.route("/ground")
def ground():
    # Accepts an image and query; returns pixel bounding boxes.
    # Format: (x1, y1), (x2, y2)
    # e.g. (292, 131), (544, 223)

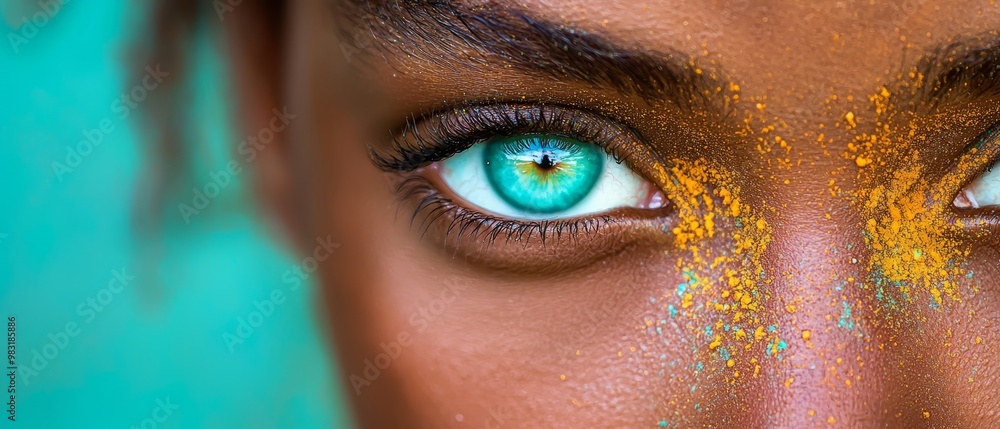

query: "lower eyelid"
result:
(390, 173), (674, 273)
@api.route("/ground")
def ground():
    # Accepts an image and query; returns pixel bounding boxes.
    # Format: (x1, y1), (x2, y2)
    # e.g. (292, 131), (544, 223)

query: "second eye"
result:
(438, 133), (664, 220)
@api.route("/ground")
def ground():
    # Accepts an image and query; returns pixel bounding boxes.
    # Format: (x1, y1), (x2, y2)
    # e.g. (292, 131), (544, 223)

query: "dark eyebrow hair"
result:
(336, 0), (733, 113)
(902, 34), (1000, 111)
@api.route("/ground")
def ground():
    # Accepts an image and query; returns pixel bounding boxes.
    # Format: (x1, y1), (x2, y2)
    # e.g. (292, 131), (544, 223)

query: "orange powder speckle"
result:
(651, 158), (780, 377)
(754, 326), (767, 341)
(845, 111), (857, 128)
(709, 335), (723, 349)
(846, 84), (991, 309)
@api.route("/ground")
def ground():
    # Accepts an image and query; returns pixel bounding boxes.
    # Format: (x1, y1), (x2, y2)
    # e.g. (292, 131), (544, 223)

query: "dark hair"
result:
(134, 0), (286, 230)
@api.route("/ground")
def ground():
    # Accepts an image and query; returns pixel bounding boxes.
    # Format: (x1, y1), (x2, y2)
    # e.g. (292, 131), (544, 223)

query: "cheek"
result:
(370, 244), (701, 427)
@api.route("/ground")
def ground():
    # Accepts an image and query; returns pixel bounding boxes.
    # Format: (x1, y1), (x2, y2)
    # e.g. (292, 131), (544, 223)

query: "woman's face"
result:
(265, 0), (1000, 426)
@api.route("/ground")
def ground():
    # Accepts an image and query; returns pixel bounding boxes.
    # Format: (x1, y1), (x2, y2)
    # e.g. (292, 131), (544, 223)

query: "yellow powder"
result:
(847, 84), (988, 308)
(654, 158), (779, 376)
(845, 111), (857, 128)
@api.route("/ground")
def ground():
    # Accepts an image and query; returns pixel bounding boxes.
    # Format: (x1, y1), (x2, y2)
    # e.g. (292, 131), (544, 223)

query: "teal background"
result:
(1, 1), (349, 427)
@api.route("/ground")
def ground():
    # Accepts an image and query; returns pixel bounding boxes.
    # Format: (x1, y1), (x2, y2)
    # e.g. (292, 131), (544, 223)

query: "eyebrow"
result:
(337, 0), (732, 113)
(902, 35), (1000, 111)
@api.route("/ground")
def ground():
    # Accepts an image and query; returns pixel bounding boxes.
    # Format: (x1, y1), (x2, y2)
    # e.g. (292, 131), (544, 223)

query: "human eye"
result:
(371, 103), (670, 269)
(950, 122), (1000, 212)
(439, 133), (662, 220)
(954, 159), (1000, 209)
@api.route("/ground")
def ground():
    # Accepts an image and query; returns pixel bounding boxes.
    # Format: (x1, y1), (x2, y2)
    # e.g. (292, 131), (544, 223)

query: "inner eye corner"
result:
(950, 157), (1000, 212)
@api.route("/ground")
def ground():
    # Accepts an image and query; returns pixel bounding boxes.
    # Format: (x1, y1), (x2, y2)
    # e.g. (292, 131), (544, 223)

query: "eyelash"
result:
(373, 104), (655, 247)
(371, 103), (645, 172)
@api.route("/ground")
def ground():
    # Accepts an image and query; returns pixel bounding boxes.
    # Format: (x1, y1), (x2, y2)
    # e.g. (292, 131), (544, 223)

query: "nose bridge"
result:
(732, 117), (902, 426)
(751, 199), (888, 426)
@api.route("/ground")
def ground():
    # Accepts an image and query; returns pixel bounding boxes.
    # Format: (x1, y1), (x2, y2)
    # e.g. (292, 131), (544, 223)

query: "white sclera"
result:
(439, 142), (655, 220)
(956, 160), (1000, 209)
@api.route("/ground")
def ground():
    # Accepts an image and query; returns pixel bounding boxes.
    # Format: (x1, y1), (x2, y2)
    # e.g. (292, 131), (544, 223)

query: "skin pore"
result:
(222, 0), (1000, 427)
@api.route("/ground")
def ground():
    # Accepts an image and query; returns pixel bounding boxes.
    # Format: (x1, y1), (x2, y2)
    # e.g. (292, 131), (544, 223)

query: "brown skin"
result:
(221, 0), (1000, 427)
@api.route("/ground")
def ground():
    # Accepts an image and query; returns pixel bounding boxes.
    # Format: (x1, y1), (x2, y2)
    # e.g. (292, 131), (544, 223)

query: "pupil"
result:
(537, 152), (556, 169)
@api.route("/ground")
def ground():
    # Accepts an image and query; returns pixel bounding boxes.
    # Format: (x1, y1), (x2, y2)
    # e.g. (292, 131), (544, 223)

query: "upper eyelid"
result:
(370, 103), (655, 173)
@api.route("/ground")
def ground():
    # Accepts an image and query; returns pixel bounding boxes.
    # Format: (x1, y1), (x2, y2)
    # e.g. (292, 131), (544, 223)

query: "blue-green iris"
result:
(483, 134), (604, 214)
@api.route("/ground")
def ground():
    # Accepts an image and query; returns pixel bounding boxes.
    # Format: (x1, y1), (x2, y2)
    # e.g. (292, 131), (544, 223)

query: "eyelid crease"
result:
(370, 103), (655, 175)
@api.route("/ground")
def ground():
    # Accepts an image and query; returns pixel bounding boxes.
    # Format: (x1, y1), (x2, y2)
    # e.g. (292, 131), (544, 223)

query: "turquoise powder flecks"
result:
(838, 301), (854, 330)
(667, 305), (678, 318)
(675, 271), (697, 297)
(928, 293), (941, 310)
(766, 337), (789, 359)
